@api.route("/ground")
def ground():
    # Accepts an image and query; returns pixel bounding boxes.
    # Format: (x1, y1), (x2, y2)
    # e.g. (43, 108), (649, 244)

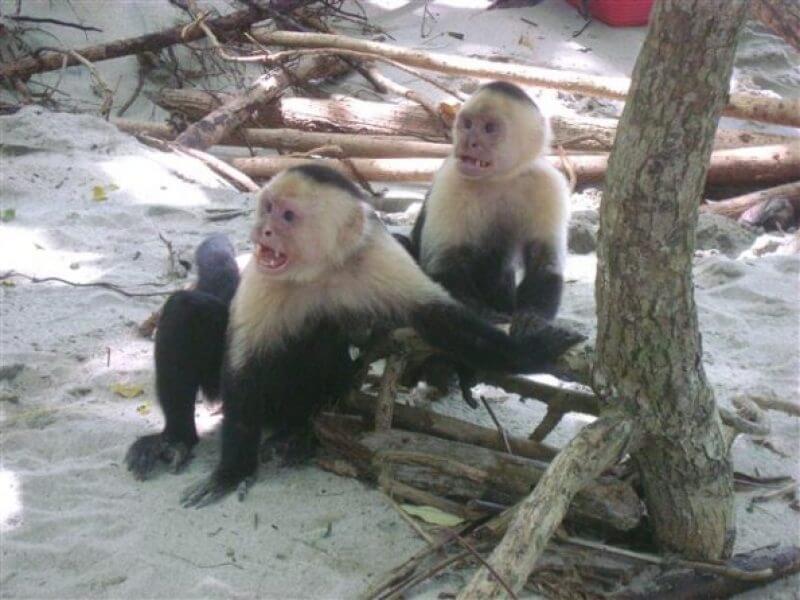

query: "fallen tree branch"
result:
(315, 413), (643, 534)
(457, 416), (634, 599)
(345, 391), (558, 461)
(0, 7), (270, 81)
(174, 54), (349, 150)
(610, 544), (800, 599)
(113, 118), (452, 157)
(229, 143), (800, 186)
(155, 89), (797, 151)
(251, 30), (800, 127)
(700, 180), (800, 219)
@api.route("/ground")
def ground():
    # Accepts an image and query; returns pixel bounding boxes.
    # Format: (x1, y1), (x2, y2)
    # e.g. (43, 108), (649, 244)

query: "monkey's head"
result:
(453, 81), (550, 180)
(251, 165), (367, 282)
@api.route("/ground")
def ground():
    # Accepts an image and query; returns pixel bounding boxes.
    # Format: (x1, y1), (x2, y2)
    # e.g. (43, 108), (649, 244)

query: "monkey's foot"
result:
(125, 433), (193, 480)
(278, 434), (318, 467)
(181, 470), (255, 508)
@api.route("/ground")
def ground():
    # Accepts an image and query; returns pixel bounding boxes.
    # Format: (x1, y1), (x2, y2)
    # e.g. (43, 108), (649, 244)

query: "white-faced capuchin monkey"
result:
(402, 80), (571, 338)
(126, 164), (582, 507)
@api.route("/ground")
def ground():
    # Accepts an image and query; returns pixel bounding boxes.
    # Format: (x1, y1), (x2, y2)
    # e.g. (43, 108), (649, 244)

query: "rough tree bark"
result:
(593, 0), (746, 560)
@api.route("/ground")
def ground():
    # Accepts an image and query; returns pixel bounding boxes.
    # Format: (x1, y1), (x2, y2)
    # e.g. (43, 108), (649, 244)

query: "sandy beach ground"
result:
(1, 2), (798, 598)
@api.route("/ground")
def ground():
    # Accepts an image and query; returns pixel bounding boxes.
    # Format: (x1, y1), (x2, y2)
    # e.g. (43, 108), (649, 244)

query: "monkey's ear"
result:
(336, 203), (366, 252)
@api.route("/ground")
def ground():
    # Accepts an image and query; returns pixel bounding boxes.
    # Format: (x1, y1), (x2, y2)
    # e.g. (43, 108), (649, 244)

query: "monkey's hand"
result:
(125, 433), (193, 480)
(509, 310), (551, 340)
(511, 316), (586, 371)
(181, 469), (255, 509)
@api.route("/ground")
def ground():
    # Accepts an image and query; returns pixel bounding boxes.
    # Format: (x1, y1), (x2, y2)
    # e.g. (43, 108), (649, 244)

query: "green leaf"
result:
(400, 504), (464, 527)
(92, 186), (108, 202)
(110, 382), (144, 398)
(1, 208), (15, 222)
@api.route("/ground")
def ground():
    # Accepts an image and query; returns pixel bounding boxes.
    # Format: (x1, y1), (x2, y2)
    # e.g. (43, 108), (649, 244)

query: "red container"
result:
(565, 0), (654, 27)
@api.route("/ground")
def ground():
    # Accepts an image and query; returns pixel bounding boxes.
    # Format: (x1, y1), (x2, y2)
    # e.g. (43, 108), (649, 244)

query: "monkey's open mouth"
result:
(256, 243), (289, 272)
(457, 155), (492, 176)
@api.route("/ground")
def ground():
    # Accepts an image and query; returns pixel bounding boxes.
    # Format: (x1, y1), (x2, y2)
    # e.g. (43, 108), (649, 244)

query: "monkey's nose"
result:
(263, 229), (272, 237)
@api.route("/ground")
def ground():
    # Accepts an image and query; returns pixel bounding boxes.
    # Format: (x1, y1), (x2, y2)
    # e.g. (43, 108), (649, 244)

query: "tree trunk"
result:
(594, 0), (746, 560)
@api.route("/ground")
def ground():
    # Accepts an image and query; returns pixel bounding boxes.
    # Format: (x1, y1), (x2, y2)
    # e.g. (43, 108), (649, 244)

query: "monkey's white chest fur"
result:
(420, 158), (569, 270)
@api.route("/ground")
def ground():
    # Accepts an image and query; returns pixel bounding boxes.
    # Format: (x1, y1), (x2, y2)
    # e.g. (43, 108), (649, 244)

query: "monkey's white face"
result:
(251, 171), (366, 283)
(452, 90), (549, 181)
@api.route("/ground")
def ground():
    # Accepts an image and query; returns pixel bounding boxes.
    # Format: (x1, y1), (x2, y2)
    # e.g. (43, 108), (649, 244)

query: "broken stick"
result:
(174, 54), (350, 150)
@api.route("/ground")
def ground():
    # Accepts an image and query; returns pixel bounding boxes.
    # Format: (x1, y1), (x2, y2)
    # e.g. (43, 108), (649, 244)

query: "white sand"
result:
(1, 2), (799, 599)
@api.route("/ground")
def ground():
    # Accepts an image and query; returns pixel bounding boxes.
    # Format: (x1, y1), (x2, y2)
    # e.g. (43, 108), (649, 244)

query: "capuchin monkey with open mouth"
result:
(403, 81), (571, 337)
(126, 164), (581, 508)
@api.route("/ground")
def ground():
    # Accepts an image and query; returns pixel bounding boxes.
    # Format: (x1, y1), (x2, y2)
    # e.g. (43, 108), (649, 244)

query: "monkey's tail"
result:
(193, 234), (240, 306)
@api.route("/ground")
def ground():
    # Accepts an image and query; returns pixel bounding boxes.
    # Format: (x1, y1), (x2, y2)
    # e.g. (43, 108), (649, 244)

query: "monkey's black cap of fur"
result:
(287, 164), (364, 199)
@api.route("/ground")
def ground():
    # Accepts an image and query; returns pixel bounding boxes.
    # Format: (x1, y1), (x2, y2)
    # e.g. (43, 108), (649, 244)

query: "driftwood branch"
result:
(174, 54), (349, 150)
(346, 391), (558, 461)
(457, 417), (634, 599)
(251, 30), (800, 128)
(611, 544), (800, 599)
(155, 89), (797, 152)
(315, 413), (643, 534)
(0, 8), (269, 81)
(229, 143), (800, 187)
(701, 180), (800, 219)
(113, 118), (451, 157)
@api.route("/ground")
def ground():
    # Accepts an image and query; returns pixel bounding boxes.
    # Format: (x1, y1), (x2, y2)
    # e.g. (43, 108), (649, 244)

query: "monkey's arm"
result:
(410, 300), (580, 374)
(181, 360), (265, 508)
(511, 240), (564, 337)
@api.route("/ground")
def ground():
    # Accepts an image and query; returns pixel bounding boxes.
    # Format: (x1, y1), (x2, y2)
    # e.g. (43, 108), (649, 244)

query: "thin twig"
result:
(67, 49), (114, 117)
(1, 271), (179, 298)
(7, 15), (102, 32)
(560, 536), (776, 582)
(382, 492), (436, 546)
(479, 395), (514, 455)
(449, 529), (518, 600)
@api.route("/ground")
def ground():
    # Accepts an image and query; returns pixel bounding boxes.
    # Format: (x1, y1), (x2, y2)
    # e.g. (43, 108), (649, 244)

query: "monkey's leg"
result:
(126, 291), (228, 480)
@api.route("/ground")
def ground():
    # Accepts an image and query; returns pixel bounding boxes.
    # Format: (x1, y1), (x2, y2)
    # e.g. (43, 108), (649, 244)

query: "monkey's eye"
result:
(283, 210), (295, 223)
(463, 117), (472, 129)
(484, 122), (496, 134)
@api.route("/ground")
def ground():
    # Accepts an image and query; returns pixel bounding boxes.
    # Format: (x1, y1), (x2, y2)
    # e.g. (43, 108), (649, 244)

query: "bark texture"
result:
(594, 0), (746, 560)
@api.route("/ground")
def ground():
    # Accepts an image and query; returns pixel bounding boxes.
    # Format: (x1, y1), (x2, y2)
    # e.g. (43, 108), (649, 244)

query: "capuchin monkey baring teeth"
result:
(176, 164), (581, 508)
(405, 80), (571, 339)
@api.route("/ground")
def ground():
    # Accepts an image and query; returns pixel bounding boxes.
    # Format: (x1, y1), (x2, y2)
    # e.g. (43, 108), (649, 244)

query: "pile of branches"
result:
(3, 2), (800, 597)
(3, 1), (798, 228)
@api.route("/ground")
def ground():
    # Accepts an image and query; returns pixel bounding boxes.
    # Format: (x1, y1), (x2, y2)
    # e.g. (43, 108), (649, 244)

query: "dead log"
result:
(155, 89), (797, 152)
(229, 143), (800, 187)
(112, 118), (451, 157)
(174, 55), (349, 150)
(551, 113), (795, 153)
(611, 545), (800, 599)
(752, 0), (800, 53)
(229, 155), (606, 183)
(251, 30), (800, 128)
(458, 417), (635, 598)
(701, 180), (800, 219)
(314, 413), (643, 534)
(346, 391), (558, 461)
(0, 8), (269, 81)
